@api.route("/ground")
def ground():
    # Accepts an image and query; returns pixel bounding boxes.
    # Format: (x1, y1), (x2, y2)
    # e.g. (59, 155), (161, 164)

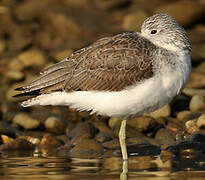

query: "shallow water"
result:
(1, 149), (205, 180)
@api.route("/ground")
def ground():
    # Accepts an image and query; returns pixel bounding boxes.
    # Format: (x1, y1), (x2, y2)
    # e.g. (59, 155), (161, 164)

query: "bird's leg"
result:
(119, 118), (128, 160)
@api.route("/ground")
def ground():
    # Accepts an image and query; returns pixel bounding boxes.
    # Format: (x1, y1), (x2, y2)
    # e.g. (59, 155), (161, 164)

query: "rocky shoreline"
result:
(0, 0), (205, 158)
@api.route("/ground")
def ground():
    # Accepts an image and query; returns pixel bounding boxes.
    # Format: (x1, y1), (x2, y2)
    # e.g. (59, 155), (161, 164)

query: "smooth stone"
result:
(36, 12), (81, 49)
(148, 104), (171, 119)
(103, 139), (120, 149)
(70, 135), (85, 146)
(93, 121), (112, 134)
(69, 139), (103, 158)
(0, 121), (18, 137)
(127, 116), (156, 132)
(187, 72), (205, 88)
(56, 135), (69, 144)
(18, 49), (46, 67)
(167, 142), (205, 155)
(185, 119), (199, 134)
(154, 1), (205, 27)
(155, 128), (176, 146)
(8, 58), (24, 71)
(95, 132), (113, 143)
(183, 88), (205, 97)
(0, 138), (34, 151)
(108, 117), (121, 129)
(94, 0), (128, 9)
(189, 95), (205, 112)
(176, 111), (192, 121)
(122, 10), (149, 31)
(14, 0), (51, 21)
(1, 135), (14, 144)
(40, 133), (61, 148)
(6, 70), (24, 80)
(191, 133), (205, 144)
(0, 40), (5, 54)
(127, 143), (161, 156)
(192, 44), (205, 62)
(127, 137), (159, 146)
(44, 116), (66, 134)
(21, 136), (41, 146)
(196, 113), (205, 128)
(67, 122), (97, 139)
(13, 113), (40, 130)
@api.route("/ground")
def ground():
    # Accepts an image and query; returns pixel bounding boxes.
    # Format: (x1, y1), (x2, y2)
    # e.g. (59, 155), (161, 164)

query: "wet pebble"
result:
(0, 39), (5, 54)
(44, 116), (66, 134)
(176, 110), (192, 121)
(103, 138), (120, 149)
(18, 49), (47, 67)
(189, 94), (205, 112)
(196, 113), (205, 128)
(93, 121), (112, 134)
(185, 119), (199, 134)
(1, 135), (14, 144)
(122, 10), (148, 31)
(0, 121), (18, 137)
(191, 133), (205, 144)
(127, 116), (156, 132)
(67, 122), (97, 139)
(40, 133), (62, 148)
(13, 113), (40, 130)
(127, 136), (158, 146)
(95, 0), (128, 9)
(6, 70), (24, 81)
(69, 139), (103, 158)
(148, 104), (171, 119)
(155, 128), (176, 147)
(95, 132), (113, 143)
(108, 117), (121, 129)
(154, 1), (205, 27)
(187, 72), (205, 88)
(0, 138), (34, 151)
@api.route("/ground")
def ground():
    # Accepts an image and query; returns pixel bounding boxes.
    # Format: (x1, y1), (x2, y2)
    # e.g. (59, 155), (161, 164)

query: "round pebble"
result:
(13, 113), (40, 130)
(189, 95), (205, 112)
(44, 116), (66, 134)
(196, 113), (205, 128)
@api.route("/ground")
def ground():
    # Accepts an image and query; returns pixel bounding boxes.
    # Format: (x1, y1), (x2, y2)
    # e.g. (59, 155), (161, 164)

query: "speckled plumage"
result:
(15, 13), (191, 118)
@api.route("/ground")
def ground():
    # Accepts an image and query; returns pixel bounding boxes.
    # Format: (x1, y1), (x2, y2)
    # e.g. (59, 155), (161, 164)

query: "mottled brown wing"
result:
(15, 32), (156, 96)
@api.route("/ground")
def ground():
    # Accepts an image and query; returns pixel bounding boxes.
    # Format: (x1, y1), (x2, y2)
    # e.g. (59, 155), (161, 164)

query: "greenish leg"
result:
(119, 119), (128, 161)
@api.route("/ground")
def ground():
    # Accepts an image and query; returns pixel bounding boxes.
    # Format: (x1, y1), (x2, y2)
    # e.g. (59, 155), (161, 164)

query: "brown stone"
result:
(13, 113), (40, 130)
(44, 116), (66, 134)
(185, 119), (199, 134)
(189, 95), (205, 112)
(148, 104), (171, 119)
(0, 138), (34, 151)
(122, 10), (149, 31)
(67, 122), (97, 139)
(40, 133), (61, 148)
(187, 72), (205, 88)
(176, 111), (192, 121)
(95, 132), (113, 143)
(155, 128), (176, 146)
(127, 116), (156, 132)
(196, 113), (205, 128)
(154, 1), (205, 27)
(18, 49), (47, 67)
(69, 139), (103, 158)
(102, 138), (120, 149)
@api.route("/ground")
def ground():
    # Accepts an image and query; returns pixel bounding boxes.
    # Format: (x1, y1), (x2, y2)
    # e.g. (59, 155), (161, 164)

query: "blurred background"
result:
(0, 0), (205, 162)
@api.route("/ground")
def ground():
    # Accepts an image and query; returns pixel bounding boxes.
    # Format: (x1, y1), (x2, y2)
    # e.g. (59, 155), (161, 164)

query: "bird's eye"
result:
(151, 30), (157, 34)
